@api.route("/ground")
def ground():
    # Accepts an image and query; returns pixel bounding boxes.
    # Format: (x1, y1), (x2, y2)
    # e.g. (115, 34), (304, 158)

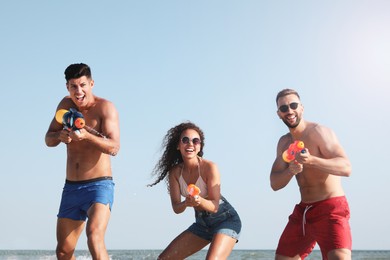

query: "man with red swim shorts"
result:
(270, 89), (352, 260)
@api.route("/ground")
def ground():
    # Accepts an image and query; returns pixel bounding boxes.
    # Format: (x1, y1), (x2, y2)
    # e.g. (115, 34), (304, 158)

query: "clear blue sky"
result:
(1, 0), (389, 251)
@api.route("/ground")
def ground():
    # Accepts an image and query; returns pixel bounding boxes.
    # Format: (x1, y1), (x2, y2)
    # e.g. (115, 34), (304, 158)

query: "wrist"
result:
(287, 169), (296, 177)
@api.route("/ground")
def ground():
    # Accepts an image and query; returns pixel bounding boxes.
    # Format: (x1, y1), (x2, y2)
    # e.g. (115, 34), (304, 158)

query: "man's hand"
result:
(288, 161), (303, 175)
(295, 148), (311, 165)
(68, 128), (88, 142)
(59, 129), (72, 144)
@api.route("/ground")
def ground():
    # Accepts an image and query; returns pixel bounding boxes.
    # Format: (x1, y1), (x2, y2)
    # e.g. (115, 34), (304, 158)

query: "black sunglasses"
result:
(181, 136), (201, 145)
(278, 102), (299, 113)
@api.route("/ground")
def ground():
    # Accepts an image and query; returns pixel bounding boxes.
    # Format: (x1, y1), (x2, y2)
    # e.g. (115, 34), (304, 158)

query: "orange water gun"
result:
(55, 108), (85, 131)
(187, 184), (201, 198)
(282, 140), (305, 163)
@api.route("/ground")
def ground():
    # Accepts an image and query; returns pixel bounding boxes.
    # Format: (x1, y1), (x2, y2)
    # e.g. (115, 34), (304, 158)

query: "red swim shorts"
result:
(276, 196), (352, 260)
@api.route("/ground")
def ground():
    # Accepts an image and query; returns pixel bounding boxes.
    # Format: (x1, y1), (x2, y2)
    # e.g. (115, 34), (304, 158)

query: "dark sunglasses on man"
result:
(278, 102), (299, 113)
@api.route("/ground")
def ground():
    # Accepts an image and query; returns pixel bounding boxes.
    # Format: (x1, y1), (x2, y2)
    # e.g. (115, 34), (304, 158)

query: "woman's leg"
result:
(158, 230), (209, 260)
(206, 233), (237, 260)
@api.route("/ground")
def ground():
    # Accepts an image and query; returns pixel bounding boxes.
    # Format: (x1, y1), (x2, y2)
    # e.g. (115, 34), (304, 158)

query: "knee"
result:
(86, 228), (105, 246)
(56, 245), (74, 260)
(87, 232), (102, 246)
(327, 248), (351, 260)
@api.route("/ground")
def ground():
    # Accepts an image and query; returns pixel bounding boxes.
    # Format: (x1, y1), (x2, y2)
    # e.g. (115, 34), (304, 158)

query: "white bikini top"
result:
(178, 159), (208, 198)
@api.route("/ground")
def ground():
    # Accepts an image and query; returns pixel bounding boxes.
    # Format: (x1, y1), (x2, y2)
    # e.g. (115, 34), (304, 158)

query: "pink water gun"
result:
(282, 140), (305, 163)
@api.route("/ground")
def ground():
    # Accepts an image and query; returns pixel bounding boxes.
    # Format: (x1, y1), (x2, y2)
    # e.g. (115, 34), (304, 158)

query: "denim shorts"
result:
(57, 177), (115, 221)
(187, 196), (241, 242)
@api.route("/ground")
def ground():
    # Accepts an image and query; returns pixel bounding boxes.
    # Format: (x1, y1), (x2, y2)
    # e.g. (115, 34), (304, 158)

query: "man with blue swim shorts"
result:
(45, 63), (120, 260)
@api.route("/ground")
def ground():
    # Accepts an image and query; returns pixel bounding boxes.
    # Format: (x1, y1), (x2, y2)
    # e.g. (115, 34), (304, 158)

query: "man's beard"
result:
(282, 117), (301, 129)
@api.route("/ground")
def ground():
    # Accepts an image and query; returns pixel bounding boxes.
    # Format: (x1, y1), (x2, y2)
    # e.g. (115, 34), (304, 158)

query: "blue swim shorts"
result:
(187, 196), (241, 242)
(57, 177), (115, 221)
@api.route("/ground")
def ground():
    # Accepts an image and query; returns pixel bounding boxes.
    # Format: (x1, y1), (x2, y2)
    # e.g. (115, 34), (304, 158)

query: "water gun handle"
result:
(187, 184), (201, 198)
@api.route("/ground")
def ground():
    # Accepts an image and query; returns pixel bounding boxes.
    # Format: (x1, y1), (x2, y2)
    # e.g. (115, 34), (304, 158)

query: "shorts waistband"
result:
(196, 196), (228, 216)
(65, 176), (113, 185)
(299, 195), (346, 207)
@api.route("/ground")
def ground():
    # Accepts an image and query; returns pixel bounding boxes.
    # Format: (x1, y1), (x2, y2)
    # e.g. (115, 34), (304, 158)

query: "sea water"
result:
(0, 250), (389, 259)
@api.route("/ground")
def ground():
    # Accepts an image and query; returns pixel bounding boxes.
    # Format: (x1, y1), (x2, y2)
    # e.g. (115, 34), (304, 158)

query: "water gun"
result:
(187, 184), (201, 198)
(55, 108), (85, 131)
(282, 140), (305, 163)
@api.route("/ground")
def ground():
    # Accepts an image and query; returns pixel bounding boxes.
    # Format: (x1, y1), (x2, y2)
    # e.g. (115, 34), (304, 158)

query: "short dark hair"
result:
(64, 63), (92, 82)
(276, 89), (300, 104)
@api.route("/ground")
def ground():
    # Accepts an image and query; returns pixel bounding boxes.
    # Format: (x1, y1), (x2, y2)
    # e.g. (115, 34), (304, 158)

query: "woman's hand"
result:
(186, 195), (201, 207)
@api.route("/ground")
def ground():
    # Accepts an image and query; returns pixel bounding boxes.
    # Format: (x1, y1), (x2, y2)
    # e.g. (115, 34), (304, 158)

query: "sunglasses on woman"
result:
(181, 136), (201, 145)
(278, 102), (299, 113)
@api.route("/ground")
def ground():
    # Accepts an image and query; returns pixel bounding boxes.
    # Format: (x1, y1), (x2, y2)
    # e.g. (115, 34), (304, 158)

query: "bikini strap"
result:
(197, 156), (202, 179)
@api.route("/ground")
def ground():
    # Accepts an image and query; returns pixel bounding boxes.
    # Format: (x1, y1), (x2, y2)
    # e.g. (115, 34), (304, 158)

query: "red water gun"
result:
(187, 184), (201, 198)
(282, 140), (305, 163)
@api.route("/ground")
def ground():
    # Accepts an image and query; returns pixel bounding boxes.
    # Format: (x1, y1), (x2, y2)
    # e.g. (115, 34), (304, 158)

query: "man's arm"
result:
(45, 99), (72, 147)
(295, 126), (351, 177)
(270, 137), (302, 191)
(45, 120), (62, 147)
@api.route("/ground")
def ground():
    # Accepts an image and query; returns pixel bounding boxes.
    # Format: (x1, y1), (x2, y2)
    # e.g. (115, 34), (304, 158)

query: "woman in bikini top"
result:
(148, 121), (241, 260)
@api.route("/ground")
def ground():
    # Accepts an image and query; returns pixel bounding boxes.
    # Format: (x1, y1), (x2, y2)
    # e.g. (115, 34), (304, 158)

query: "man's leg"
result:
(86, 203), (111, 260)
(56, 218), (85, 260)
(327, 248), (351, 260)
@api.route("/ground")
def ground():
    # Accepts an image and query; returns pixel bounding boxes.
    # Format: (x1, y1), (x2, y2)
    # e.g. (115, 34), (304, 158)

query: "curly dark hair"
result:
(148, 121), (205, 189)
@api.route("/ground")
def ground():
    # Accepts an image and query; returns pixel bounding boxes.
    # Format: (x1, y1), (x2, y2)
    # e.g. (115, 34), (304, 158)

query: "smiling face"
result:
(178, 129), (202, 160)
(277, 94), (303, 129)
(66, 76), (94, 109)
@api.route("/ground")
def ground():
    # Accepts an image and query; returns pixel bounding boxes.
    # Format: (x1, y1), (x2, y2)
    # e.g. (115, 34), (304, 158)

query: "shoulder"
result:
(306, 123), (341, 152)
(200, 158), (217, 169)
(92, 96), (119, 117)
(169, 164), (183, 180)
(309, 123), (335, 138)
(200, 159), (220, 184)
(280, 133), (291, 141)
(278, 133), (292, 147)
(95, 96), (117, 110)
(200, 158), (219, 176)
(57, 96), (75, 109)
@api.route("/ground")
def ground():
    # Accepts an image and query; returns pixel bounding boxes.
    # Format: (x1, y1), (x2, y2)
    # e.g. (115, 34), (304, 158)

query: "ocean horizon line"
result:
(1, 249), (390, 260)
(1, 249), (390, 251)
